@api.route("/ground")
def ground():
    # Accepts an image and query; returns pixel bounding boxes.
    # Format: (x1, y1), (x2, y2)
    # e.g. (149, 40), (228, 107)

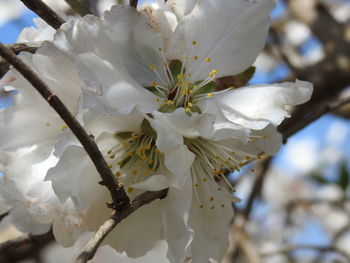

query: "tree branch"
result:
(261, 243), (350, 261)
(20, 0), (65, 30)
(0, 43), (130, 211)
(0, 231), (54, 260)
(282, 96), (350, 142)
(76, 189), (168, 263)
(129, 0), (138, 8)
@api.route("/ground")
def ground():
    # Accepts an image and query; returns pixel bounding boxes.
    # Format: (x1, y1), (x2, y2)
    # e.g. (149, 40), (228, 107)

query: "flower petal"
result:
(205, 80), (313, 130)
(167, 0), (275, 81)
(163, 177), (193, 263)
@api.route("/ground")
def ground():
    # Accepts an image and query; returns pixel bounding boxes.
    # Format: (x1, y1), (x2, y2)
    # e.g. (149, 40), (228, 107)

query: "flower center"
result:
(146, 44), (222, 115)
(104, 131), (164, 193)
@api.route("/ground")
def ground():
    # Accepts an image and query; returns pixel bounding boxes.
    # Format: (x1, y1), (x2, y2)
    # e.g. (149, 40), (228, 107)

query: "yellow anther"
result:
(108, 164), (113, 168)
(205, 57), (211, 63)
(210, 205), (215, 210)
(60, 125), (68, 131)
(145, 144), (151, 150)
(151, 81), (157, 87)
(239, 162), (244, 167)
(194, 184), (199, 187)
(192, 41), (197, 45)
(128, 151), (134, 157)
(245, 156), (251, 160)
(209, 196), (214, 202)
(127, 187), (134, 193)
(185, 107), (191, 112)
(199, 204), (204, 208)
(167, 100), (174, 105)
(207, 93), (213, 98)
(202, 178), (207, 182)
(109, 154), (115, 159)
(221, 204), (225, 208)
(184, 55), (189, 59)
(158, 47), (162, 51)
(189, 90), (193, 94)
(194, 56), (198, 61)
(188, 102), (193, 107)
(188, 73), (192, 77)
(132, 170), (138, 175)
(156, 98), (161, 103)
(150, 64), (156, 70)
(228, 86), (235, 90)
(193, 85), (198, 89)
(251, 169), (256, 172)
(147, 159), (153, 165)
(115, 171), (121, 177)
(107, 150), (112, 154)
(122, 141), (129, 147)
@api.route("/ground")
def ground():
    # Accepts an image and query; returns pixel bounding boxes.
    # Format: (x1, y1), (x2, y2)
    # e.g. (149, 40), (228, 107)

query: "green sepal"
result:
(158, 104), (176, 113)
(192, 81), (216, 96)
(169, 59), (184, 80)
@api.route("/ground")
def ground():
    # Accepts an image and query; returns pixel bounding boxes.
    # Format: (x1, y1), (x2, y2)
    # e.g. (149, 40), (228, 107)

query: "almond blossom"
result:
(0, 0), (313, 262)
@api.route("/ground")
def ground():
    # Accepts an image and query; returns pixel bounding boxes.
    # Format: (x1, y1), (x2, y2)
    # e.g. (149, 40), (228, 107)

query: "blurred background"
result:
(1, 0), (350, 262)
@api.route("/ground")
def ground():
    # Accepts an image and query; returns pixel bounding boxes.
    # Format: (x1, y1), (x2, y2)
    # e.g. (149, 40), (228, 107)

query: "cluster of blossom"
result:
(0, 0), (313, 262)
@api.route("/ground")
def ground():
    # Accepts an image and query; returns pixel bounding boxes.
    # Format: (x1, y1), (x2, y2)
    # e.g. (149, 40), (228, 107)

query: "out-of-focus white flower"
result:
(0, 147), (87, 246)
(326, 120), (348, 146)
(253, 51), (279, 73)
(285, 137), (319, 174)
(284, 20), (311, 46)
(42, 233), (170, 263)
(1, 0), (313, 262)
(0, 0), (26, 27)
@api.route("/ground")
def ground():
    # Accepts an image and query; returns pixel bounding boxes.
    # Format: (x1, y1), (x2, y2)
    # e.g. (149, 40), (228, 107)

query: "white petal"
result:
(77, 52), (158, 115)
(153, 108), (215, 139)
(167, 0), (197, 19)
(131, 175), (170, 191)
(46, 145), (106, 211)
(163, 177), (193, 263)
(167, 0), (275, 81)
(84, 196), (164, 257)
(189, 179), (233, 263)
(205, 80), (313, 130)
(164, 145), (194, 189)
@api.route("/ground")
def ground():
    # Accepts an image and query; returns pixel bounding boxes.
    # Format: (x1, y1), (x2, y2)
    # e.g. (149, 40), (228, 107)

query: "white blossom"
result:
(0, 0), (314, 262)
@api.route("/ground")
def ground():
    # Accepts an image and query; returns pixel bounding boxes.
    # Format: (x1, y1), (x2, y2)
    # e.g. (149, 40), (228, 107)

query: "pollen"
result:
(188, 102), (193, 107)
(185, 107), (191, 112)
(60, 125), (68, 131)
(192, 41), (197, 45)
(150, 64), (156, 70)
(151, 81), (157, 87)
(207, 93), (213, 98)
(167, 100), (174, 105)
(115, 171), (120, 177)
(205, 57), (211, 63)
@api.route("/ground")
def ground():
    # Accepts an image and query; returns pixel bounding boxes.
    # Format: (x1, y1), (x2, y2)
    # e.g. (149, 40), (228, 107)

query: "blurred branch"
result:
(76, 189), (168, 263)
(261, 243), (350, 261)
(282, 96), (350, 142)
(129, 0), (138, 8)
(0, 43), (131, 211)
(64, 0), (93, 16)
(19, 0), (65, 29)
(0, 211), (8, 222)
(0, 231), (54, 262)
(242, 157), (272, 220)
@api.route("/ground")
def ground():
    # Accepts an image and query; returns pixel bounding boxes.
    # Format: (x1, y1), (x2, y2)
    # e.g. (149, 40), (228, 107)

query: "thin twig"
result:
(242, 157), (272, 220)
(76, 189), (168, 263)
(0, 43), (130, 211)
(20, 0), (65, 30)
(129, 0), (138, 8)
(282, 96), (350, 142)
(261, 243), (350, 261)
(9, 43), (40, 55)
